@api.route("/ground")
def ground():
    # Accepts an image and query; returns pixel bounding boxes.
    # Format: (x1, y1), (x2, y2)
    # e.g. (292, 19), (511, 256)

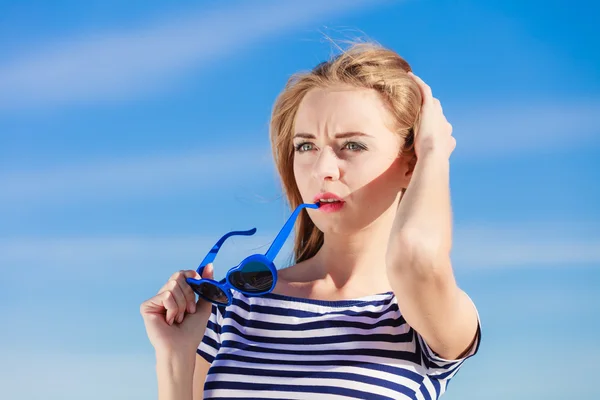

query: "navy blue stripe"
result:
(201, 335), (220, 352)
(196, 348), (214, 363)
(263, 291), (395, 307)
(204, 380), (397, 400)
(224, 324), (413, 346)
(431, 377), (441, 398)
(418, 336), (464, 373)
(222, 339), (420, 363)
(214, 352), (423, 378)
(228, 310), (407, 331)
(418, 381), (432, 400)
(205, 319), (220, 335)
(218, 348), (423, 383)
(209, 366), (416, 398)
(437, 361), (464, 380)
(209, 305), (223, 335)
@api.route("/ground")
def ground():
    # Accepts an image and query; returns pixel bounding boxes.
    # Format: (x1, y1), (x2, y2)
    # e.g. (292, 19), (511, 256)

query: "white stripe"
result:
(222, 331), (418, 356)
(210, 359), (423, 391)
(224, 317), (412, 341)
(218, 346), (417, 365)
(205, 373), (409, 399)
(203, 388), (365, 400)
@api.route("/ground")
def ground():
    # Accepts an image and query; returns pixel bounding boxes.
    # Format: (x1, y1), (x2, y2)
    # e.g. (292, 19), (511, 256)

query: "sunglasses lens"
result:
(230, 261), (274, 293)
(193, 282), (229, 305)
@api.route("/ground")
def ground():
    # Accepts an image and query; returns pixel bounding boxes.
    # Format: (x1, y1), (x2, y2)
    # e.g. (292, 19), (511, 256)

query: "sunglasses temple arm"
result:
(197, 228), (257, 272)
(265, 203), (319, 262)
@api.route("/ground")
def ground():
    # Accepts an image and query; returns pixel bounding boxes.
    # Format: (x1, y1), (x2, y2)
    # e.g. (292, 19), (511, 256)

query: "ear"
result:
(398, 152), (416, 189)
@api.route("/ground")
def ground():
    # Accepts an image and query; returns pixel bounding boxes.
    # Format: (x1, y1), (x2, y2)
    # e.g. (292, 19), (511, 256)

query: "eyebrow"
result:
(292, 131), (373, 139)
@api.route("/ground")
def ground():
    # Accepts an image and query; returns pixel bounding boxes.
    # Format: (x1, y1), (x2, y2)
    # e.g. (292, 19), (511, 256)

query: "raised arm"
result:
(386, 72), (479, 360)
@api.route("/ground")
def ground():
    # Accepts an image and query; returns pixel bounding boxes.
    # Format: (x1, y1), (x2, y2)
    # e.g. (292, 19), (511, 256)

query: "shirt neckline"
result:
(261, 291), (395, 307)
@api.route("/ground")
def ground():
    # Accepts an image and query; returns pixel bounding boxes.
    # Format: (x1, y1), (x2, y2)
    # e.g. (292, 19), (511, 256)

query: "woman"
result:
(141, 42), (481, 400)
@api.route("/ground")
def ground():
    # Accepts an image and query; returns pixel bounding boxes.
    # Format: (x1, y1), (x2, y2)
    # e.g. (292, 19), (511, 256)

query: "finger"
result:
(156, 279), (188, 323)
(168, 281), (188, 323)
(159, 270), (198, 294)
(173, 273), (198, 314)
(162, 291), (179, 325)
(169, 269), (199, 281)
(407, 71), (433, 103)
(141, 290), (180, 325)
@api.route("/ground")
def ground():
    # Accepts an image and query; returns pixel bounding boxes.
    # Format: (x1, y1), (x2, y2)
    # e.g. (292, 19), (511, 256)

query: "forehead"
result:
(294, 86), (395, 135)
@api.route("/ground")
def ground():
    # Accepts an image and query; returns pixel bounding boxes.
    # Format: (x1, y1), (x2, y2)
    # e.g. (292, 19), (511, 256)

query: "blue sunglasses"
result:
(186, 203), (319, 306)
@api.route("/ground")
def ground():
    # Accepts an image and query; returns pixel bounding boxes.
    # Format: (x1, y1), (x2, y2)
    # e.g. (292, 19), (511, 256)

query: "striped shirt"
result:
(197, 290), (480, 400)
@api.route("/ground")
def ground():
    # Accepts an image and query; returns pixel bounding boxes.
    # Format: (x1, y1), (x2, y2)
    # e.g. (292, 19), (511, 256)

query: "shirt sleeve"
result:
(196, 304), (225, 363)
(417, 296), (482, 383)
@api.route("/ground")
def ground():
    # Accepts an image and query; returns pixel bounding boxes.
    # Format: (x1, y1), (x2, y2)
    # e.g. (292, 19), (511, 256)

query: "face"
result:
(292, 85), (412, 234)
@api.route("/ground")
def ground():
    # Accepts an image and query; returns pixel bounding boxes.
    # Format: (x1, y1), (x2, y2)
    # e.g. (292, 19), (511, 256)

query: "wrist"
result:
(156, 349), (196, 369)
(155, 350), (196, 400)
(156, 350), (196, 383)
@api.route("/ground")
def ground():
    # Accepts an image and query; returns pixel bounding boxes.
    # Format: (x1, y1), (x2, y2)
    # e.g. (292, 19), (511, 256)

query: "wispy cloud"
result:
(0, 0), (379, 111)
(452, 222), (600, 268)
(0, 145), (274, 206)
(450, 100), (600, 157)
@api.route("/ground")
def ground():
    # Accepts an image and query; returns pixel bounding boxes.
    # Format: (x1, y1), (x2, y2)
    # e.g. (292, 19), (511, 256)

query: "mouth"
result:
(313, 192), (345, 211)
(317, 198), (342, 204)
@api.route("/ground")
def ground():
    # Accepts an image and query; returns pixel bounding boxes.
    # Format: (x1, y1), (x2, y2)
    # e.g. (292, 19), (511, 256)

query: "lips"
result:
(313, 192), (343, 203)
(313, 192), (345, 212)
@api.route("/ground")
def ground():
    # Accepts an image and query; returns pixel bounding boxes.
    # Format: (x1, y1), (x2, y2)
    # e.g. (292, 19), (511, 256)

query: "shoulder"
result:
(271, 259), (319, 298)
(276, 259), (315, 282)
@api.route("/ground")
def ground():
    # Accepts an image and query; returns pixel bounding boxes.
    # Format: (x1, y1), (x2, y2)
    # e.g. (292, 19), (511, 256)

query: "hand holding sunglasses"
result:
(186, 203), (319, 306)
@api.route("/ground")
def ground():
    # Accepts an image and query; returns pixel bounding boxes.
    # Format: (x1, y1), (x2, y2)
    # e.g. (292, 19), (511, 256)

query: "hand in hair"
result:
(408, 72), (456, 160)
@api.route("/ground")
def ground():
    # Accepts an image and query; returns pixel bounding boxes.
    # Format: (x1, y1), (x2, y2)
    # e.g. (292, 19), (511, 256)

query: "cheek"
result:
(350, 156), (405, 199)
(353, 153), (401, 184)
(293, 158), (310, 193)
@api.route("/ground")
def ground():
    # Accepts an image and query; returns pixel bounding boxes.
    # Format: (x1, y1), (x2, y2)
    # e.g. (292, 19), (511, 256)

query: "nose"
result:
(312, 147), (340, 182)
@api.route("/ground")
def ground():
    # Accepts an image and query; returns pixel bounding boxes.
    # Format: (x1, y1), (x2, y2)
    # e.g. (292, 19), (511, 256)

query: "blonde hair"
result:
(269, 42), (422, 263)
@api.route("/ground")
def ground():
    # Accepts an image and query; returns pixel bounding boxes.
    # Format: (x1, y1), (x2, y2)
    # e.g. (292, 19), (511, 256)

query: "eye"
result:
(342, 141), (367, 152)
(294, 142), (315, 153)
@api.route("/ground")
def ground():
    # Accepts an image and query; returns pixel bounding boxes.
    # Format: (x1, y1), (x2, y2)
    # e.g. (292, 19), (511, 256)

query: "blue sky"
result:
(1, 0), (598, 399)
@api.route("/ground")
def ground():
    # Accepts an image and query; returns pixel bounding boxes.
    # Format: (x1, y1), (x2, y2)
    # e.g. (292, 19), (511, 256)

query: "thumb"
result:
(202, 263), (215, 280)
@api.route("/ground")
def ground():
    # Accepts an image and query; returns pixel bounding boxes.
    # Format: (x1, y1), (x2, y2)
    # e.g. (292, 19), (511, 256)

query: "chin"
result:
(309, 208), (370, 236)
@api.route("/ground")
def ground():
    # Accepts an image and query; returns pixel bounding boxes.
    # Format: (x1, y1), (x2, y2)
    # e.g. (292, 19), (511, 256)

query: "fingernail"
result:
(190, 304), (196, 314)
(177, 314), (184, 323)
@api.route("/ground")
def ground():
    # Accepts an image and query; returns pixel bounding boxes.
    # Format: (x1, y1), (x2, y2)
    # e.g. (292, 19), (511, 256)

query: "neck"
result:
(311, 207), (397, 294)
